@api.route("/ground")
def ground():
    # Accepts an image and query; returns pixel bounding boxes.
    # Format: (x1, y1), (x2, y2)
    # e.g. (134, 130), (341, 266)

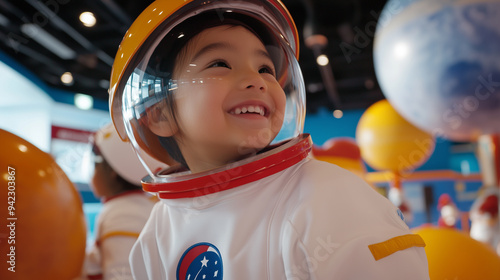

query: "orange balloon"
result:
(0, 129), (86, 279)
(414, 226), (500, 279)
(312, 138), (367, 178)
(356, 99), (435, 173)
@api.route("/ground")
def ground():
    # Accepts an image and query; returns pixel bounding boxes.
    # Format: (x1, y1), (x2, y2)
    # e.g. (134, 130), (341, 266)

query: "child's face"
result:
(171, 25), (287, 172)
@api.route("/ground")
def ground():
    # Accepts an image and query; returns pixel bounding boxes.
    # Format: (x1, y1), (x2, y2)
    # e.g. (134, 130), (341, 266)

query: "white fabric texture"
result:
(130, 157), (429, 279)
(85, 192), (157, 279)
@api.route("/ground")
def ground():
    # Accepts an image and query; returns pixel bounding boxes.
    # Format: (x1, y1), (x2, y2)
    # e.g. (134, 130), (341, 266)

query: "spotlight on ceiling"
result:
(79, 12), (96, 27)
(74, 93), (93, 110)
(60, 72), (74, 85)
(316, 54), (329, 66)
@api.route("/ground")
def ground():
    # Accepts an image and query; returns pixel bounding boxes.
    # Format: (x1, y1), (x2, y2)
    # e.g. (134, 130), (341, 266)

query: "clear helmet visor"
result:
(117, 3), (305, 178)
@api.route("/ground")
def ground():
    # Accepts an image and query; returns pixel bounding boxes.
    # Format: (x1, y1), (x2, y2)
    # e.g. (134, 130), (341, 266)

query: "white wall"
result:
(51, 102), (110, 131)
(0, 60), (111, 152)
(0, 60), (53, 151)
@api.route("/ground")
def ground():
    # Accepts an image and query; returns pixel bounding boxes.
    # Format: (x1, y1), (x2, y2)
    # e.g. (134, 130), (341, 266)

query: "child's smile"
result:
(228, 103), (268, 117)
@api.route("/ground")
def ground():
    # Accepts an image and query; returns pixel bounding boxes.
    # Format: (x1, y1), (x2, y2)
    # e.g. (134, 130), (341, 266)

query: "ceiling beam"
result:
(0, 30), (65, 73)
(24, 0), (114, 66)
(99, 0), (133, 26)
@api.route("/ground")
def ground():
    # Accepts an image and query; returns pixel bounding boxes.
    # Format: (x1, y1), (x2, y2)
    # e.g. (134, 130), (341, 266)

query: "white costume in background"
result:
(469, 188), (500, 254)
(130, 135), (429, 279)
(85, 191), (157, 279)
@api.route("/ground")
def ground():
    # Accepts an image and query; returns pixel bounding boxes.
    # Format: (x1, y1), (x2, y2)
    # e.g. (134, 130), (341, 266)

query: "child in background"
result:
(108, 0), (430, 278)
(83, 123), (167, 279)
(470, 187), (500, 255)
(436, 193), (460, 229)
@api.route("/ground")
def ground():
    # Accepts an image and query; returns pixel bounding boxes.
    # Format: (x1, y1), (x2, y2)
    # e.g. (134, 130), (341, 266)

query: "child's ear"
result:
(145, 105), (178, 137)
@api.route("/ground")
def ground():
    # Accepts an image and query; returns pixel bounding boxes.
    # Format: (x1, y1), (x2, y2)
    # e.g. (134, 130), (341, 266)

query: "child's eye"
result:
(208, 60), (230, 69)
(259, 65), (275, 76)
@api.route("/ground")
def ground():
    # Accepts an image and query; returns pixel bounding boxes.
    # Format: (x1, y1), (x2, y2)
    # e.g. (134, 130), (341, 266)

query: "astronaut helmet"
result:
(108, 0), (305, 178)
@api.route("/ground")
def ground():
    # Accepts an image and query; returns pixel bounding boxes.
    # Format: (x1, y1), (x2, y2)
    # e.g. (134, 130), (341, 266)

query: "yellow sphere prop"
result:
(356, 99), (435, 173)
(0, 129), (86, 279)
(414, 227), (500, 279)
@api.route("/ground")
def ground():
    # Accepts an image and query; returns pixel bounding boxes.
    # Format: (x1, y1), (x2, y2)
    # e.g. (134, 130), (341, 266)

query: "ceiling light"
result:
(316, 54), (329, 66)
(61, 72), (74, 85)
(333, 110), (343, 119)
(79, 12), (96, 27)
(74, 93), (93, 110)
(21, 24), (76, 59)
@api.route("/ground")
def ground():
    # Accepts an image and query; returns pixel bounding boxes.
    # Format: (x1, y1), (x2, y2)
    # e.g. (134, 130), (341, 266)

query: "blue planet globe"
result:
(374, 0), (500, 141)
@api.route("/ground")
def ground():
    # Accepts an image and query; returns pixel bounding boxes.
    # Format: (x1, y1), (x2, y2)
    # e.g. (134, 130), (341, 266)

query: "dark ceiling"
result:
(0, 0), (388, 113)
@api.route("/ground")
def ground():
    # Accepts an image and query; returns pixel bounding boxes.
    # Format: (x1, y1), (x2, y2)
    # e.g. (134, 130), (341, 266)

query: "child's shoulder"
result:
(283, 157), (403, 225)
(280, 158), (410, 244)
(289, 157), (371, 193)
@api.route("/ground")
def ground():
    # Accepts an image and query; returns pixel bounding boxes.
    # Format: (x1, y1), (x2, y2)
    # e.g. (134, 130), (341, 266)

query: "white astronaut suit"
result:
(130, 135), (429, 279)
(85, 191), (157, 279)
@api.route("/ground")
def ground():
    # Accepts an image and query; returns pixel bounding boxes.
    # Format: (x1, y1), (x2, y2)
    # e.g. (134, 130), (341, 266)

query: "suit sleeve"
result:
(281, 160), (430, 280)
(129, 202), (166, 280)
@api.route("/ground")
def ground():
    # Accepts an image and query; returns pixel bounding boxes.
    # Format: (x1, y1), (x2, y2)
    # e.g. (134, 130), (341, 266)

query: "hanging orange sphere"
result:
(0, 129), (86, 279)
(356, 99), (435, 173)
(312, 137), (367, 179)
(414, 226), (500, 279)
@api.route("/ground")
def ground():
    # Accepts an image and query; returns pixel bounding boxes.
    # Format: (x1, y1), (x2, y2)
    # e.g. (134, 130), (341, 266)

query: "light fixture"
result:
(61, 72), (74, 85)
(74, 93), (93, 110)
(316, 54), (329, 66)
(79, 11), (96, 27)
(21, 24), (76, 59)
(333, 110), (343, 119)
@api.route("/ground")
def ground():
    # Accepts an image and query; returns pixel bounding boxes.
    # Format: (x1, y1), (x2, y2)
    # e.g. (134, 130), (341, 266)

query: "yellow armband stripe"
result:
(96, 231), (141, 247)
(368, 234), (426, 261)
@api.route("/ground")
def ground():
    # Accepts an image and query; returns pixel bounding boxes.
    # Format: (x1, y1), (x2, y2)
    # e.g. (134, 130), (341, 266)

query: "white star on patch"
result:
(201, 256), (208, 267)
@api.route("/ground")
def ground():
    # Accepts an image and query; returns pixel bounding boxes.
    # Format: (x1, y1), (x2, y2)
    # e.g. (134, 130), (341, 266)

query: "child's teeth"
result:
(232, 106), (265, 115)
